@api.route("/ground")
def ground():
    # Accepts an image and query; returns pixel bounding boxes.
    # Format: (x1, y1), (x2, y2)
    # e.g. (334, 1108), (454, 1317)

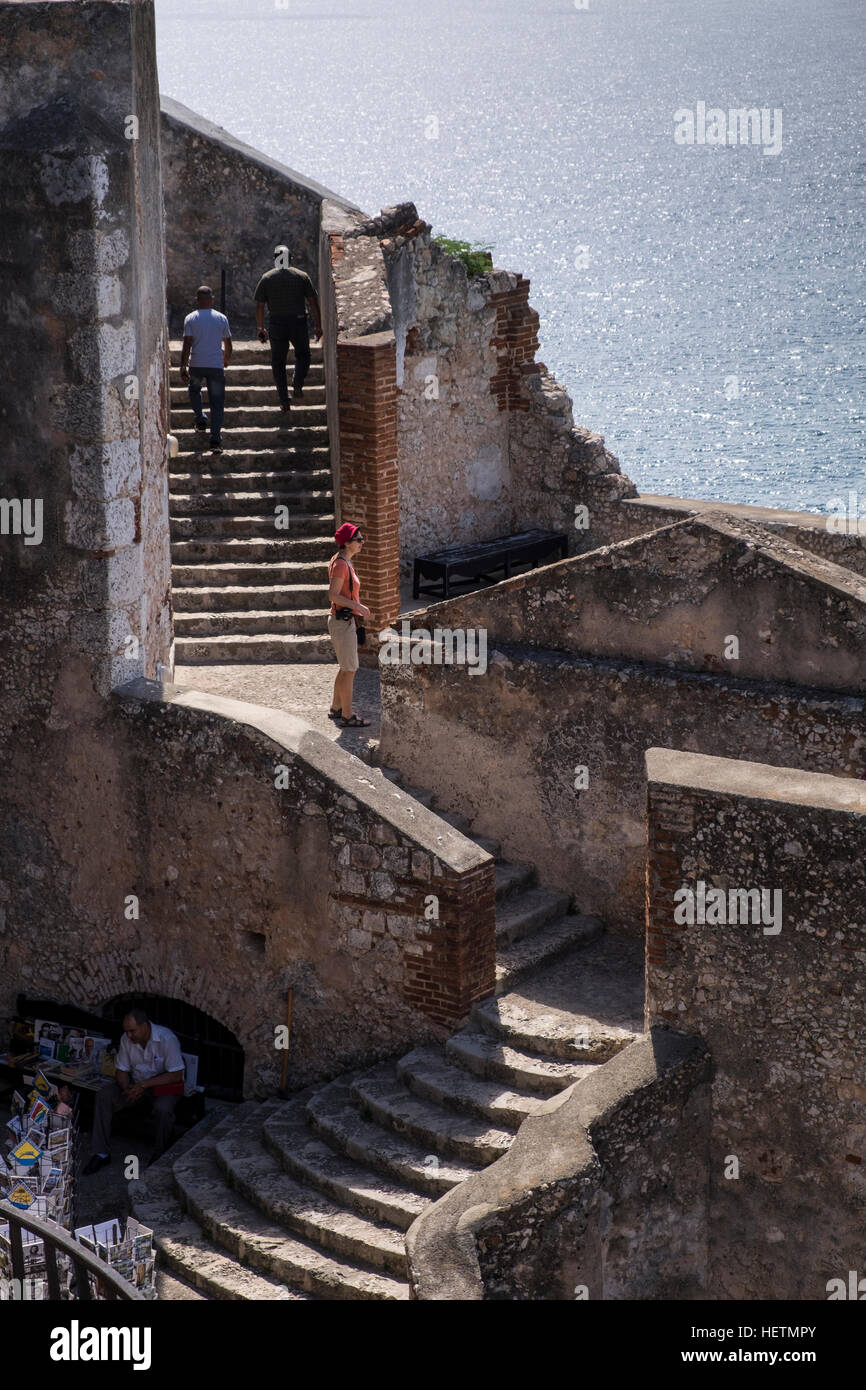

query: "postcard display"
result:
(0, 1071), (155, 1300)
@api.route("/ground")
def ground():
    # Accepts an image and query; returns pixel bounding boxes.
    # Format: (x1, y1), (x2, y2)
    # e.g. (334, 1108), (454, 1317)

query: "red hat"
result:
(334, 522), (361, 546)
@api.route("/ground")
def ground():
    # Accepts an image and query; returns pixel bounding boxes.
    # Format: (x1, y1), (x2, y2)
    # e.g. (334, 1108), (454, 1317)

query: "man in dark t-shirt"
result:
(254, 246), (323, 415)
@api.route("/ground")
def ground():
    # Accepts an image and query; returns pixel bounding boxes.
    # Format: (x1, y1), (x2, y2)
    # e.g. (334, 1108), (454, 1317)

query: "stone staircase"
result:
(131, 774), (644, 1299)
(168, 341), (335, 664)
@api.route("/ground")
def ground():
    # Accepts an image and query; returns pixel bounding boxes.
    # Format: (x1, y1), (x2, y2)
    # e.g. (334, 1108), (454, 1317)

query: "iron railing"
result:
(1, 1201), (144, 1302)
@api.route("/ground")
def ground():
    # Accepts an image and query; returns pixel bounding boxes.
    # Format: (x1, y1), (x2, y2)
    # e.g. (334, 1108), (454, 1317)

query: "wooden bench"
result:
(413, 529), (568, 600)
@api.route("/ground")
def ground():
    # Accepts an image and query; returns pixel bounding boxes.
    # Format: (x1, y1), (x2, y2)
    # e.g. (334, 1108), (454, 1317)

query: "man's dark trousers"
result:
(269, 314), (311, 403)
(187, 366), (226, 440)
(92, 1080), (179, 1158)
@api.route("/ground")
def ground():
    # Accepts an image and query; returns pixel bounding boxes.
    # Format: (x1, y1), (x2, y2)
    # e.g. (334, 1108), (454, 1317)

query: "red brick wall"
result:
(329, 816), (497, 1030)
(336, 332), (401, 633)
(489, 276), (540, 412)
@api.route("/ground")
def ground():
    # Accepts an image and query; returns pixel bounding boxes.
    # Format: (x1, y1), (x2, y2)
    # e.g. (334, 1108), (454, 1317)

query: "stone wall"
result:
(382, 219), (633, 578)
(595, 493), (866, 579)
(161, 97), (357, 335)
(407, 1030), (711, 1299)
(401, 512), (866, 694)
(0, 681), (496, 1097)
(645, 749), (866, 1298)
(0, 0), (172, 704)
(379, 646), (866, 936)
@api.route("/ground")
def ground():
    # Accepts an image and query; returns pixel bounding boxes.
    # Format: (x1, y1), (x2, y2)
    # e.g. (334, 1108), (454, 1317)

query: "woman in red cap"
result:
(327, 522), (372, 727)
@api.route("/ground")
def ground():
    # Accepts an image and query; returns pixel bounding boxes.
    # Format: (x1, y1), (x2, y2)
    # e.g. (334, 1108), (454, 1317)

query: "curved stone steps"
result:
(263, 1102), (431, 1232)
(351, 1064), (513, 1165)
(445, 1028), (599, 1096)
(173, 1130), (409, 1301)
(214, 1102), (408, 1278)
(495, 885), (572, 946)
(475, 935), (645, 1062)
(494, 912), (605, 993)
(307, 1078), (480, 1195)
(396, 1045), (548, 1130)
(129, 1107), (303, 1301)
(495, 860), (536, 901)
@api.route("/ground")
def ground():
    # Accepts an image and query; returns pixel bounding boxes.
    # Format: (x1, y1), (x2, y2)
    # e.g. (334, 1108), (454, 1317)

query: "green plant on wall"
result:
(433, 237), (494, 278)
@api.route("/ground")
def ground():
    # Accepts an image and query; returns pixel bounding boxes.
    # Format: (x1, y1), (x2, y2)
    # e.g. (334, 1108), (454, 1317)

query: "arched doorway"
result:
(102, 994), (244, 1101)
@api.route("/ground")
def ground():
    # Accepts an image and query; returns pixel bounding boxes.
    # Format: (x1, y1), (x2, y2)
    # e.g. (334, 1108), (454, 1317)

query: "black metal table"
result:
(412, 529), (569, 600)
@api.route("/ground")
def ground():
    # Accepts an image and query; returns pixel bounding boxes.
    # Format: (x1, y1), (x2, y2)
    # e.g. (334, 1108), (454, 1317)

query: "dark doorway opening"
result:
(16, 992), (244, 1101)
(103, 994), (244, 1101)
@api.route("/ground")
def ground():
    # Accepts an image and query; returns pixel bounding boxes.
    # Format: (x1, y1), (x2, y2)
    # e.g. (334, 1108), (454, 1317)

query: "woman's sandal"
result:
(327, 706), (342, 719)
(339, 713), (371, 728)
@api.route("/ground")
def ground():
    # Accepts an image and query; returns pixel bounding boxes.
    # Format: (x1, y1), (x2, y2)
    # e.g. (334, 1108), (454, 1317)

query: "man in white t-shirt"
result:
(84, 1008), (185, 1173)
(179, 286), (232, 454)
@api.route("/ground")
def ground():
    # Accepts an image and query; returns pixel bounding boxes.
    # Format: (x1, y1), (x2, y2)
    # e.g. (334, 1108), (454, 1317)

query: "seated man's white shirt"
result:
(183, 308), (231, 369)
(116, 1023), (184, 1084)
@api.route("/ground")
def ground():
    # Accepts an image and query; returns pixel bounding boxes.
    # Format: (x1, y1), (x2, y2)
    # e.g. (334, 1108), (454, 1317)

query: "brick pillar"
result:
(336, 331), (401, 637)
(489, 275), (540, 412)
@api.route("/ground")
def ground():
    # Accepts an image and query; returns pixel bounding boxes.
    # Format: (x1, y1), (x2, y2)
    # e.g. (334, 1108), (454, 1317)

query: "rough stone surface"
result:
(645, 749), (866, 1299)
(406, 1029), (711, 1300)
(411, 511), (866, 693)
(161, 98), (357, 334)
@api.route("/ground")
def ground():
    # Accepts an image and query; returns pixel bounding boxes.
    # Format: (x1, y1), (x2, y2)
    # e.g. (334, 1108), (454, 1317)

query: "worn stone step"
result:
(445, 1028), (599, 1096)
(307, 1078), (478, 1195)
(129, 1106), (303, 1301)
(171, 537), (333, 565)
(170, 341), (324, 367)
(173, 405), (328, 429)
(495, 913), (605, 994)
(170, 383), (326, 406)
(396, 1045), (548, 1130)
(169, 490), (332, 517)
(351, 1064), (513, 1165)
(173, 632), (335, 663)
(172, 367), (326, 391)
(173, 584), (329, 612)
(169, 447), (331, 473)
(172, 560), (326, 587)
(170, 511), (334, 539)
(175, 426), (328, 452)
(174, 608), (327, 637)
(474, 935), (645, 1061)
(168, 469), (332, 494)
(495, 860), (536, 902)
(173, 1130), (409, 1300)
(214, 1102), (408, 1278)
(495, 885), (572, 945)
(262, 1101), (430, 1233)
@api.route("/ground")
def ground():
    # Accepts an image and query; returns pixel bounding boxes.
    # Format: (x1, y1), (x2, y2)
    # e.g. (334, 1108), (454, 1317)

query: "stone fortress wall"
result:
(3, 0), (865, 1299)
(0, 0), (495, 1099)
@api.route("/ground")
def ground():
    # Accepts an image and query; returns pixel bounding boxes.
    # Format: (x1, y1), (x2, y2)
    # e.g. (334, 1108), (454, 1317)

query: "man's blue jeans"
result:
(188, 367), (226, 440)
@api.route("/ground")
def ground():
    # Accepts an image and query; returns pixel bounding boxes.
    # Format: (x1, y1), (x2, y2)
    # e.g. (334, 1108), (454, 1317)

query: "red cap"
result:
(334, 522), (360, 546)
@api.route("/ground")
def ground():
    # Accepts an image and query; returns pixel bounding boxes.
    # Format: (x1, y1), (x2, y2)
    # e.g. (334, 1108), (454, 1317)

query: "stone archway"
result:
(103, 993), (244, 1101)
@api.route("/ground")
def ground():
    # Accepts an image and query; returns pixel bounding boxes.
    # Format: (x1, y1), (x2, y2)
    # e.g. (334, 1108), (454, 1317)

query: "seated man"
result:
(83, 1008), (184, 1174)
